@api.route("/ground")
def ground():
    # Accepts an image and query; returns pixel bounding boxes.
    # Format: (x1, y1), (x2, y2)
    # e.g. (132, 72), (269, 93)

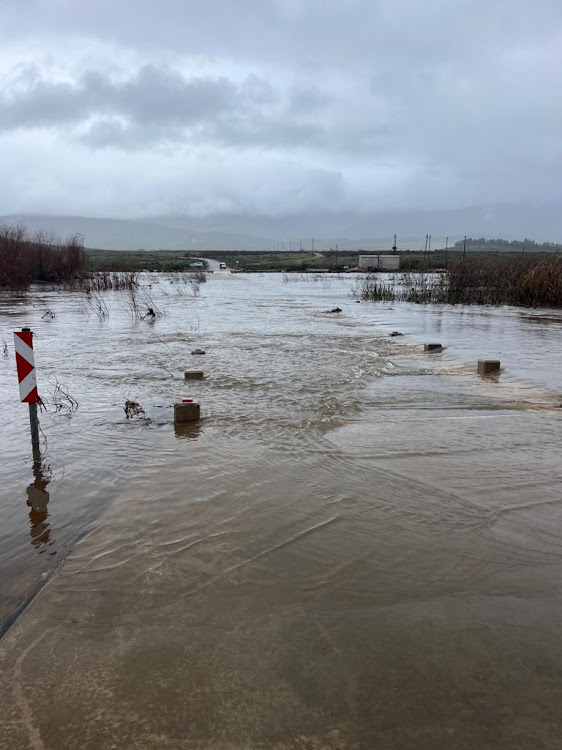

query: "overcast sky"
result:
(1, 0), (561, 218)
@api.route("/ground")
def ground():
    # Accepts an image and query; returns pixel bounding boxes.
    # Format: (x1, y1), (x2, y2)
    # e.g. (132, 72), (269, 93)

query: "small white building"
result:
(358, 254), (400, 271)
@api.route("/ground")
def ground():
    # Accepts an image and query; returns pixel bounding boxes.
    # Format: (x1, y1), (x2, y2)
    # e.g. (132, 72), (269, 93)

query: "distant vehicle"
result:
(219, 262), (227, 269)
(190, 262), (204, 268)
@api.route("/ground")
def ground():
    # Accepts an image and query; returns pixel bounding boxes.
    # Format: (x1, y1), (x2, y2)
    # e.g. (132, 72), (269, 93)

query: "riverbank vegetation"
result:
(2, 222), (561, 307)
(0, 225), (208, 288)
(359, 255), (562, 307)
(0, 223), (87, 288)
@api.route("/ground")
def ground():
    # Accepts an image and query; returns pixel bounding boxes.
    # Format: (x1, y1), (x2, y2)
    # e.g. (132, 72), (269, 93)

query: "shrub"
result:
(359, 256), (562, 307)
(0, 223), (87, 288)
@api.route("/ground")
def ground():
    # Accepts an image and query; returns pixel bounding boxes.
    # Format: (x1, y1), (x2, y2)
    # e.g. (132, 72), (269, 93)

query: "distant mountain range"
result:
(2, 204), (561, 251)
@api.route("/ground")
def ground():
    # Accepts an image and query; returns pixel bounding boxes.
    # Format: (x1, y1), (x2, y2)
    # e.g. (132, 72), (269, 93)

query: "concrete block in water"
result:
(174, 399), (200, 423)
(424, 343), (442, 351)
(184, 370), (204, 379)
(478, 359), (501, 375)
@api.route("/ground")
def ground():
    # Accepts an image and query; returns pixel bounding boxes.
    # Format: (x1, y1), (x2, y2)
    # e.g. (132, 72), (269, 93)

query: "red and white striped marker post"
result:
(14, 327), (40, 448)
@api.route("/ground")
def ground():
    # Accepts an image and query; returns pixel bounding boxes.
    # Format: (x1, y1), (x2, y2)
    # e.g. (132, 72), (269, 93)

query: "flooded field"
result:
(1, 270), (562, 748)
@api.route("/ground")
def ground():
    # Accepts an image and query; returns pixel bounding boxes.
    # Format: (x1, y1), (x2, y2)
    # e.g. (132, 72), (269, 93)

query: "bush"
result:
(0, 224), (87, 288)
(359, 256), (562, 307)
(447, 256), (562, 306)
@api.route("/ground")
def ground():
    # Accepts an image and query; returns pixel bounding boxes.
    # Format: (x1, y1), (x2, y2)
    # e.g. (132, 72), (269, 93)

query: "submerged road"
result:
(1, 273), (562, 749)
(2, 408), (562, 749)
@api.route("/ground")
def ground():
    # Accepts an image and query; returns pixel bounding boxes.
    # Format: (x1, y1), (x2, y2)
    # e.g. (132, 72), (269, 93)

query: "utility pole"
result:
(445, 236), (449, 268)
(335, 244), (339, 268)
(424, 234), (429, 267)
(312, 238), (315, 252)
(463, 235), (467, 260)
(392, 233), (397, 253)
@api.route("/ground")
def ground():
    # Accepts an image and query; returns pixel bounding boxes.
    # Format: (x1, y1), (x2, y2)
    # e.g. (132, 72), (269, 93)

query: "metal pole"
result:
(29, 402), (40, 448)
(445, 236), (449, 268)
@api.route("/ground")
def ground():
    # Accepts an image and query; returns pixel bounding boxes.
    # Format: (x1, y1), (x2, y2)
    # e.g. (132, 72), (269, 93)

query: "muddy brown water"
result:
(1, 271), (561, 748)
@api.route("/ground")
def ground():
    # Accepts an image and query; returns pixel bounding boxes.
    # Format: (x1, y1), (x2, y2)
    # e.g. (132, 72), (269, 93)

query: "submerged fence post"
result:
(14, 327), (40, 448)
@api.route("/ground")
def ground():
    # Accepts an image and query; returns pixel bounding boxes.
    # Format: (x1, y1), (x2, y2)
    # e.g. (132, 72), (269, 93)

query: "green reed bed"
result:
(359, 256), (562, 308)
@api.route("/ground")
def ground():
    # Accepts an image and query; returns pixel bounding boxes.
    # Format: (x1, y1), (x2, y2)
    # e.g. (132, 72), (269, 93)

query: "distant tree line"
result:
(456, 237), (562, 252)
(0, 224), (87, 288)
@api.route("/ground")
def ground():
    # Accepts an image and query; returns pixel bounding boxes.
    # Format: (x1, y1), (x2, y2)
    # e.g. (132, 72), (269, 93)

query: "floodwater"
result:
(1, 270), (562, 748)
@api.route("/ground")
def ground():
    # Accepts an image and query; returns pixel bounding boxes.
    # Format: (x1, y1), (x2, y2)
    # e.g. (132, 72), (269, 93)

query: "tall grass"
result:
(359, 256), (562, 307)
(126, 284), (163, 321)
(447, 256), (562, 306)
(81, 271), (139, 292)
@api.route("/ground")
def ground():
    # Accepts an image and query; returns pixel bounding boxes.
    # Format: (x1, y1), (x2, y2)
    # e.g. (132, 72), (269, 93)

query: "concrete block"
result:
(424, 343), (442, 351)
(174, 399), (200, 423)
(184, 370), (204, 379)
(478, 359), (500, 375)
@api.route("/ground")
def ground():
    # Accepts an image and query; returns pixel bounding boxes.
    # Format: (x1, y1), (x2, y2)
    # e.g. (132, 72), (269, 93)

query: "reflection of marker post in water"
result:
(27, 455), (51, 550)
(14, 327), (40, 448)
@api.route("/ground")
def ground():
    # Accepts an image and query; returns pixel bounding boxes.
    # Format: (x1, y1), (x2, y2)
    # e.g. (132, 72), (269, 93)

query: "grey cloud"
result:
(1, 66), (239, 130)
(1, 0), (562, 217)
(103, 67), (239, 124)
(210, 117), (326, 151)
(239, 75), (278, 107)
(2, 64), (370, 154)
(4, 0), (562, 73)
(78, 119), (169, 150)
(288, 86), (332, 114)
